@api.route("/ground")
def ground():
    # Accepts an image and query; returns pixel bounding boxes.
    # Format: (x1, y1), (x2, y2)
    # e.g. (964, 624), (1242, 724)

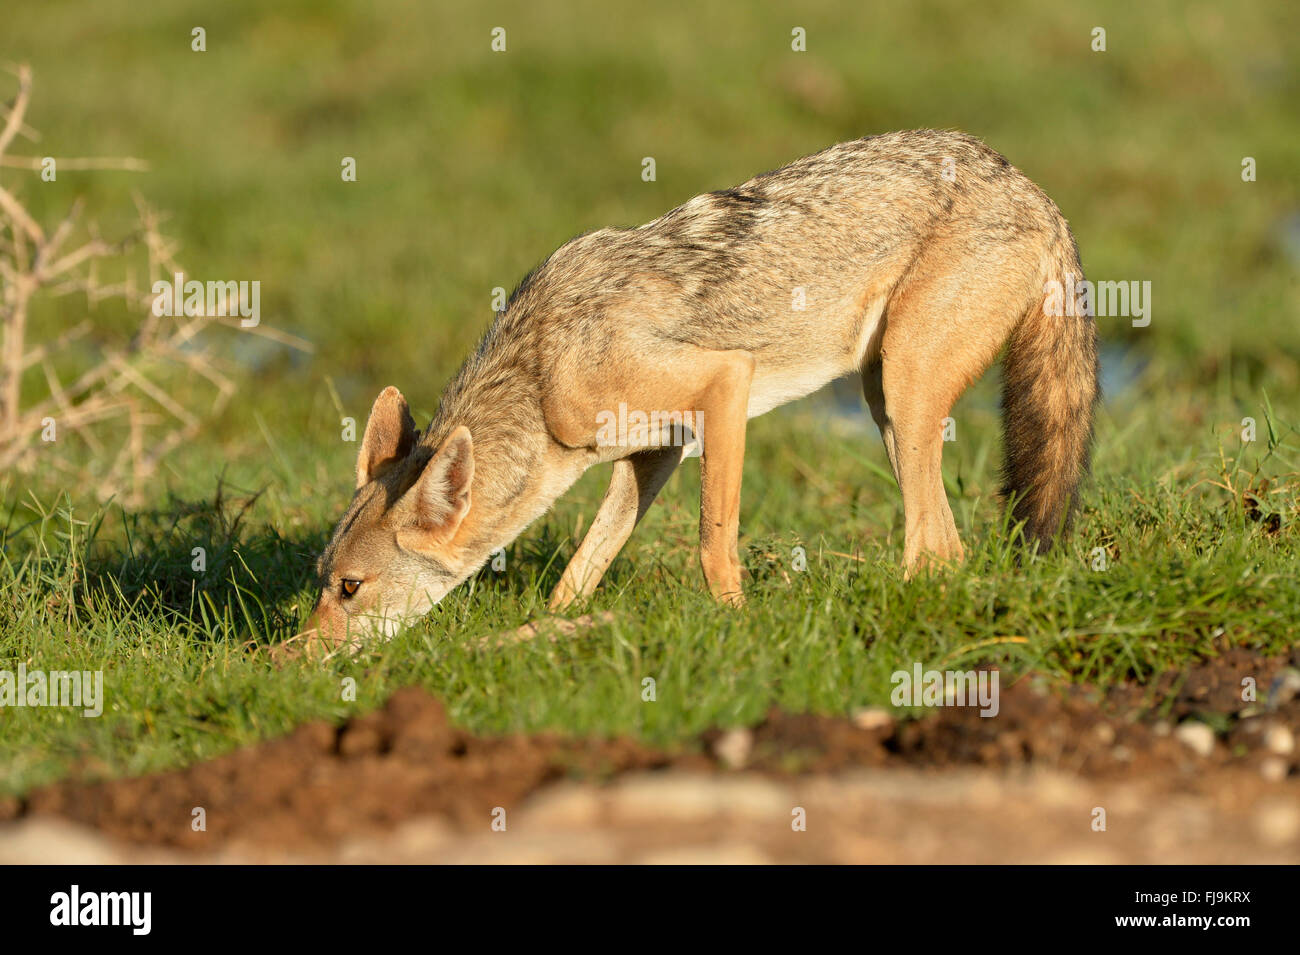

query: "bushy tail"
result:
(1001, 230), (1099, 551)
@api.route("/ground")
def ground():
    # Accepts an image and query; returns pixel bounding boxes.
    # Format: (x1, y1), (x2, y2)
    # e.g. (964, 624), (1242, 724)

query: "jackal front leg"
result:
(693, 350), (755, 606)
(550, 446), (682, 610)
(542, 345), (755, 607)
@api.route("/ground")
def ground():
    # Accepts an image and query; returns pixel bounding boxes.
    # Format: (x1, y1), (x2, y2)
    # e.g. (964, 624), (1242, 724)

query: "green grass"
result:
(1, 0), (1298, 796)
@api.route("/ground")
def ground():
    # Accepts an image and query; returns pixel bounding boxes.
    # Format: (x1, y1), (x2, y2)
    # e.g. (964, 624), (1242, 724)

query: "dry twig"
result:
(0, 66), (301, 501)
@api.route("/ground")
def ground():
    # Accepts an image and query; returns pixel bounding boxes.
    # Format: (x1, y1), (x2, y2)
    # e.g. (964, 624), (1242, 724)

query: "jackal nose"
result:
(291, 595), (344, 658)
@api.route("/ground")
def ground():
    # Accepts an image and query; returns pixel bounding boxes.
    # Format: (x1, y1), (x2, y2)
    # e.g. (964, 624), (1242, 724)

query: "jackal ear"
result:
(398, 426), (474, 549)
(356, 386), (418, 489)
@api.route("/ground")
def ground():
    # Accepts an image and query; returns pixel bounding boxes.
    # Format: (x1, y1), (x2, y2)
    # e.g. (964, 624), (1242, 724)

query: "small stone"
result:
(1093, 724), (1116, 745)
(1263, 724), (1295, 756)
(713, 728), (754, 769)
(1254, 801), (1300, 845)
(1259, 757), (1289, 782)
(1174, 721), (1216, 757)
(851, 707), (894, 732)
(1269, 669), (1300, 708)
(1153, 720), (1171, 737)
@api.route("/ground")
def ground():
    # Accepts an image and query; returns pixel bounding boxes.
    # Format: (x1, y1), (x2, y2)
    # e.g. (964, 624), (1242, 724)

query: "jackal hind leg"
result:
(878, 240), (1034, 576)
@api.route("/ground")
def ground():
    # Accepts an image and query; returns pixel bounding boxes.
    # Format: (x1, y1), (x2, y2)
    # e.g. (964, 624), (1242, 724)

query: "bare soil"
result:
(3, 648), (1298, 863)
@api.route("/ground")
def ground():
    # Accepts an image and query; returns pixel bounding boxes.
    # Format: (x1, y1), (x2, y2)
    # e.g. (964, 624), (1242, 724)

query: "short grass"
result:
(1, 0), (1298, 795)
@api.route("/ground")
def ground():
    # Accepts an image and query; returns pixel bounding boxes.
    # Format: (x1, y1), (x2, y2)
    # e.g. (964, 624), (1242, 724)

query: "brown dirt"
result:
(3, 649), (1298, 863)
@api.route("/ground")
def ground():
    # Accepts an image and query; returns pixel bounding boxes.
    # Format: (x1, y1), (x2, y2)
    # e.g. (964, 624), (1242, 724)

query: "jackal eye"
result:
(340, 578), (362, 599)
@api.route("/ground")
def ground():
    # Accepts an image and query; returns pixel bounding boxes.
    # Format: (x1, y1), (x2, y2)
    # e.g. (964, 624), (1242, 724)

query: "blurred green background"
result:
(8, 0), (1298, 495)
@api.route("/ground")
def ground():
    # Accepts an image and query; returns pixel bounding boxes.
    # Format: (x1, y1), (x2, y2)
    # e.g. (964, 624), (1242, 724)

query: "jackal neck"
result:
(421, 325), (546, 511)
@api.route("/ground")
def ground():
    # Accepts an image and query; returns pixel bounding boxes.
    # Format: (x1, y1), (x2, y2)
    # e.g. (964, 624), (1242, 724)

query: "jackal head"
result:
(301, 386), (475, 654)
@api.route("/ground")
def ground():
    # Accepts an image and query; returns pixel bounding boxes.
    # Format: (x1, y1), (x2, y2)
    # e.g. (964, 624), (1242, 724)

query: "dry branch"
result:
(0, 66), (298, 502)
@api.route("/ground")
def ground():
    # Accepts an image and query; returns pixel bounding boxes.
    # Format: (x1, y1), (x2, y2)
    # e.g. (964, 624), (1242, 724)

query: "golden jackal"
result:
(303, 130), (1098, 651)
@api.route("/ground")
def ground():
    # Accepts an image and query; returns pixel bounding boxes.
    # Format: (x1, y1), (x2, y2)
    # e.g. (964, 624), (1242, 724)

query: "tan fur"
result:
(301, 130), (1098, 654)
